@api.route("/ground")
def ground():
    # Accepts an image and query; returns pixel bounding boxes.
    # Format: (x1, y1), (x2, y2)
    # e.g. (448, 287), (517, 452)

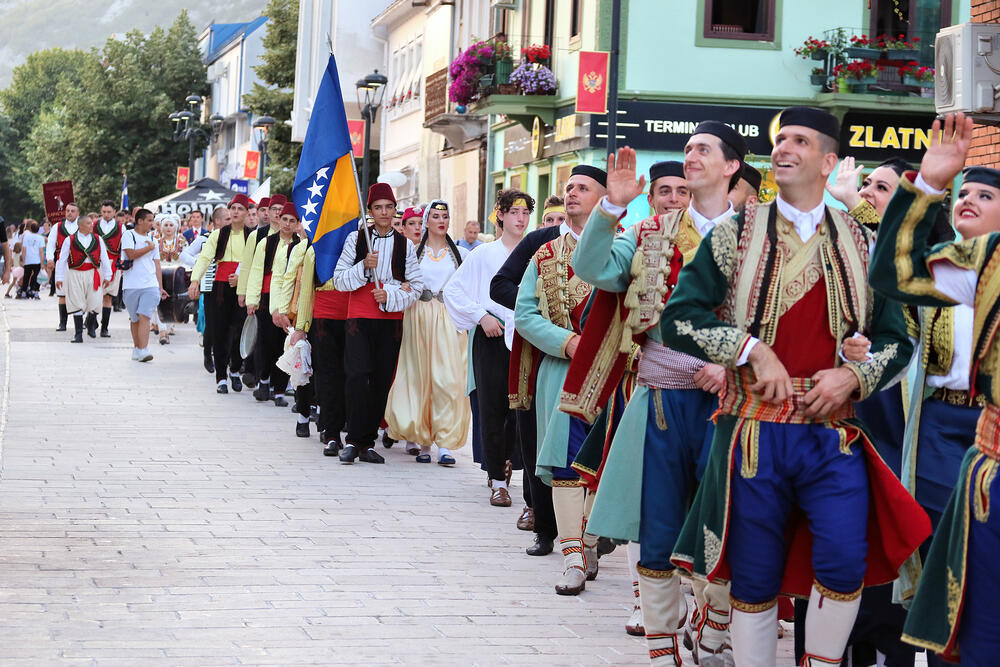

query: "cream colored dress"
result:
(385, 244), (471, 449)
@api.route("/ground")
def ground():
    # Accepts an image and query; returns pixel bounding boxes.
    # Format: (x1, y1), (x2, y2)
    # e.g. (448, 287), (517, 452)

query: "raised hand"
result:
(825, 155), (864, 210)
(606, 146), (647, 208)
(921, 112), (975, 190)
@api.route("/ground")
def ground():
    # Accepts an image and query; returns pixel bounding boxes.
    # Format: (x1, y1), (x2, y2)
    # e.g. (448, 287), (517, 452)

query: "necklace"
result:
(425, 245), (449, 262)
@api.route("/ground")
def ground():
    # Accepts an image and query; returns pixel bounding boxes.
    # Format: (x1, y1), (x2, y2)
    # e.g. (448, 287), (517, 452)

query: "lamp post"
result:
(252, 115), (276, 182)
(354, 69), (388, 196)
(169, 94), (220, 178)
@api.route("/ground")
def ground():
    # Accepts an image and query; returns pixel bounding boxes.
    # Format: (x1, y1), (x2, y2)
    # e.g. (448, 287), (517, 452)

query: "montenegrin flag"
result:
(293, 54), (363, 284)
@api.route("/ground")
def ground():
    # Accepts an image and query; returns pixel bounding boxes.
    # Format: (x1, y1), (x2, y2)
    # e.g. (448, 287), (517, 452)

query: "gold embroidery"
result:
(653, 389), (668, 431)
(972, 248), (1000, 406)
(729, 596), (777, 613)
(623, 214), (682, 349)
(924, 306), (955, 377)
(946, 567), (961, 632)
(739, 420), (759, 479)
(710, 219), (739, 283)
(973, 457), (998, 523)
(848, 199), (881, 228)
(891, 177), (957, 301)
(703, 526), (722, 573)
(637, 565), (675, 579)
(844, 342), (900, 400)
(552, 479), (583, 487)
(674, 319), (750, 366)
(814, 579), (862, 601)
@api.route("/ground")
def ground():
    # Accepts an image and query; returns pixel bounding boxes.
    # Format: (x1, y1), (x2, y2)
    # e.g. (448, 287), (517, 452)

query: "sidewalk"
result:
(0, 294), (799, 665)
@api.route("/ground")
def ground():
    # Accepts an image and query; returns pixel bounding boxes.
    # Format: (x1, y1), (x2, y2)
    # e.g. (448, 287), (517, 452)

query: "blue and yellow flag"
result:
(293, 54), (363, 284)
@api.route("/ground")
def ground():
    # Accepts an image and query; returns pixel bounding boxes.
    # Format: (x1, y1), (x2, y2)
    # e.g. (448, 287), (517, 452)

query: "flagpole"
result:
(348, 152), (381, 292)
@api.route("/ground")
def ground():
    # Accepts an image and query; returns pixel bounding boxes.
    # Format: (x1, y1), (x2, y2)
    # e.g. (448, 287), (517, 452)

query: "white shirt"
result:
(333, 227), (424, 313)
(444, 240), (516, 350)
(924, 303), (973, 391)
(120, 229), (161, 290)
(46, 218), (79, 261)
(775, 196), (826, 242)
(54, 232), (112, 283)
(419, 245), (469, 294)
(687, 202), (736, 237)
(20, 231), (46, 265)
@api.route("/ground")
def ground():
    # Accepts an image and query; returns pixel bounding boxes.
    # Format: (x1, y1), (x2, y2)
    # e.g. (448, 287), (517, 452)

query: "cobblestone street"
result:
(0, 297), (799, 665)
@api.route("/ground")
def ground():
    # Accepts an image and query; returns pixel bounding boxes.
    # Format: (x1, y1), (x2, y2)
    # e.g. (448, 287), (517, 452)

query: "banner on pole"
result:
(576, 51), (610, 115)
(42, 180), (75, 225)
(347, 120), (365, 158)
(176, 167), (190, 190)
(244, 151), (261, 179)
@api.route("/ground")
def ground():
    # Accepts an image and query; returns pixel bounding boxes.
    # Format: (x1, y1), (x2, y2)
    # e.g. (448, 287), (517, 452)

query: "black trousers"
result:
(310, 318), (347, 435)
(343, 317), (402, 447)
(210, 281), (243, 382)
(472, 326), (519, 483)
(21, 264), (41, 293)
(516, 397), (557, 539)
(201, 290), (214, 364)
(253, 292), (288, 389)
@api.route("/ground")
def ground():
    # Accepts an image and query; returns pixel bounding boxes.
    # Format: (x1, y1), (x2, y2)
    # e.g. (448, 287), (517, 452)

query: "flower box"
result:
(904, 75), (934, 88)
(497, 83), (518, 95)
(811, 49), (828, 61)
(810, 73), (827, 85)
(887, 49), (920, 61)
(845, 46), (882, 59)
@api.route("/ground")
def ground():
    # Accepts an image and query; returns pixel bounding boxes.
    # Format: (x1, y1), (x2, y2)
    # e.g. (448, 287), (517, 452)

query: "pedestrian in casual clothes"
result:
(19, 220), (45, 298)
(120, 208), (167, 362)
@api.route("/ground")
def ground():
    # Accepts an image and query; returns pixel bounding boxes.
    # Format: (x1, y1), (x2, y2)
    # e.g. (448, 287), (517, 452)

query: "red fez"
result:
(258, 197), (270, 209)
(279, 202), (298, 220)
(229, 193), (250, 209)
(367, 182), (396, 208)
(269, 194), (287, 208)
(401, 206), (423, 222)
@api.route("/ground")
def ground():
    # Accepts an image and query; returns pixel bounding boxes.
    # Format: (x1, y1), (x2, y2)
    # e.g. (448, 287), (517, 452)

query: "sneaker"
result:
(131, 348), (140, 361)
(138, 348), (153, 362)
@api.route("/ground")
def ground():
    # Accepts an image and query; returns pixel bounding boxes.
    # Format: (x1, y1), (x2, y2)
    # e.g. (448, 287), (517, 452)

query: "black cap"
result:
(779, 106), (841, 141)
(740, 163), (762, 192)
(649, 161), (685, 184)
(570, 164), (608, 188)
(963, 166), (1000, 190)
(692, 120), (747, 159)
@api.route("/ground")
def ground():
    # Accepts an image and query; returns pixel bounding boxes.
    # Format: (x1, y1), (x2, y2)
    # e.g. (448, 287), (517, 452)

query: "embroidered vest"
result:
(97, 220), (123, 256)
(67, 235), (101, 270)
(55, 220), (74, 259)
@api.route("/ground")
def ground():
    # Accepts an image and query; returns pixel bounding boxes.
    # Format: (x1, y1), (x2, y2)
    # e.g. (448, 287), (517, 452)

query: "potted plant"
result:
(522, 43), (552, 67)
(845, 34), (882, 59)
(834, 60), (881, 92)
(493, 39), (514, 84)
(901, 61), (935, 89)
(810, 67), (827, 86)
(795, 37), (833, 61)
(449, 40), (493, 105)
(883, 34), (920, 61)
(509, 62), (557, 95)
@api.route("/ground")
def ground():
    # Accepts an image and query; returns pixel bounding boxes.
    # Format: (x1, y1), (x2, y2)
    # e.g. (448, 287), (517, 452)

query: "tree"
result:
(244, 0), (301, 195)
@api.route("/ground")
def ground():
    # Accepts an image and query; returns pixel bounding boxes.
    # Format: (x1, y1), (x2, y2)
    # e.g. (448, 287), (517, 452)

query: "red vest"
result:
(67, 235), (102, 270)
(55, 221), (74, 260)
(97, 220), (123, 257)
(770, 276), (837, 378)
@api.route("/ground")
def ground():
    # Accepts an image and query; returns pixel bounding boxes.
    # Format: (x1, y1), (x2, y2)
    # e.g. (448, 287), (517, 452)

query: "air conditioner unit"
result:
(491, 0), (519, 9)
(935, 22), (1000, 114)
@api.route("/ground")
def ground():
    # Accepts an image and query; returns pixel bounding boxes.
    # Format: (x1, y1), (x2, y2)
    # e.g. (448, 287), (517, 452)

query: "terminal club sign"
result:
(589, 101), (782, 155)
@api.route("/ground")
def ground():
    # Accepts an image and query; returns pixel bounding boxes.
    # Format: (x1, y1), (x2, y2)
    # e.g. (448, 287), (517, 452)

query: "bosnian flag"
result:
(292, 54), (364, 284)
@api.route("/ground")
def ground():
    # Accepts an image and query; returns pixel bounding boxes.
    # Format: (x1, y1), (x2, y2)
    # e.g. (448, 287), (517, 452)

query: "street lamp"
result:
(252, 115), (276, 181)
(354, 69), (388, 196)
(169, 94), (219, 178)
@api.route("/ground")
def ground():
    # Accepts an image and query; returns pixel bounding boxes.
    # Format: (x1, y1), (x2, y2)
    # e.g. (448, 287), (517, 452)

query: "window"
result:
(870, 0), (952, 64)
(543, 0), (555, 49)
(703, 0), (775, 41)
(570, 0), (583, 40)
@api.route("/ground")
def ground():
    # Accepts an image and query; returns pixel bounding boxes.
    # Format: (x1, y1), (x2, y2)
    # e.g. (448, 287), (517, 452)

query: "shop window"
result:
(703, 0), (775, 42)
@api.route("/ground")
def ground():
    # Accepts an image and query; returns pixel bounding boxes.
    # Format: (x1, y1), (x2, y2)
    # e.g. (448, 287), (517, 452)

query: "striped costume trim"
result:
(801, 654), (842, 666)
(729, 595), (777, 613)
(814, 579), (862, 602)
(975, 403), (1000, 461)
(717, 367), (855, 424)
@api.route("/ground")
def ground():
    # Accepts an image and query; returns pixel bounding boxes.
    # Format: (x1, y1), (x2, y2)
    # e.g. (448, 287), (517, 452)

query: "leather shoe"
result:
(516, 507), (535, 531)
(583, 546), (599, 581)
(241, 372), (257, 389)
(295, 422), (310, 438)
(339, 444), (359, 464)
(216, 384), (228, 394)
(555, 567), (587, 595)
(526, 535), (554, 556)
(360, 447), (385, 464)
(273, 396), (288, 407)
(626, 605), (645, 636)
(253, 385), (270, 401)
(490, 487), (512, 507)
(100, 329), (111, 338)
(203, 357), (215, 374)
(230, 375), (243, 393)
(323, 438), (342, 456)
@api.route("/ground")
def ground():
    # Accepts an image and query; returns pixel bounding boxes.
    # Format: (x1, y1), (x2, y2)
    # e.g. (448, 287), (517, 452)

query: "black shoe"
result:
(360, 448), (385, 464)
(295, 422), (310, 438)
(253, 385), (271, 402)
(71, 333), (83, 343)
(203, 357), (215, 374)
(339, 444), (358, 464)
(241, 372), (257, 389)
(526, 535), (555, 556)
(230, 375), (243, 393)
(323, 437), (342, 457)
(57, 324), (67, 332)
(382, 433), (395, 449)
(217, 384), (228, 394)
(309, 405), (318, 422)
(100, 329), (111, 338)
(596, 536), (617, 557)
(86, 313), (98, 338)
(273, 396), (288, 407)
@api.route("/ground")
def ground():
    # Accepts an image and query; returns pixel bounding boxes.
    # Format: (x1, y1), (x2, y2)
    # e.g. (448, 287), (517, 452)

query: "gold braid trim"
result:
(652, 389), (668, 431)
(924, 306), (955, 377)
(729, 596), (777, 613)
(739, 420), (760, 479)
(972, 248), (1000, 404)
(637, 565), (676, 579)
(552, 479), (583, 487)
(891, 176), (954, 301)
(813, 579), (862, 602)
(973, 456), (998, 523)
(622, 214), (682, 351)
(848, 198), (881, 228)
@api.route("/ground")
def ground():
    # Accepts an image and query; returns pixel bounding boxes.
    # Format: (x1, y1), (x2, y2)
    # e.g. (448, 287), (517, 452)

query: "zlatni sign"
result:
(838, 112), (937, 163)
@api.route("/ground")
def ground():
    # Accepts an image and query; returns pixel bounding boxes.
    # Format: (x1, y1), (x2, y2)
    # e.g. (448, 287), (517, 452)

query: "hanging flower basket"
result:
(509, 62), (557, 95)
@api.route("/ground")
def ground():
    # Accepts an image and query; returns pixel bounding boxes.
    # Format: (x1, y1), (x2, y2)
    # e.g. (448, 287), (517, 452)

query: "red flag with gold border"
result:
(576, 51), (610, 114)
(175, 167), (190, 190)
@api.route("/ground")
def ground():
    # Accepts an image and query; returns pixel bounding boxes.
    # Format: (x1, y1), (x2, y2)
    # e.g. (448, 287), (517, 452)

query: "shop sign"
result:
(839, 112), (937, 163)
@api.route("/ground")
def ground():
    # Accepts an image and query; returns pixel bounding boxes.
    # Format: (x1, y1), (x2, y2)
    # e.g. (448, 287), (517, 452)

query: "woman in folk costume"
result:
(385, 199), (471, 466)
(154, 213), (187, 345)
(869, 113), (1000, 665)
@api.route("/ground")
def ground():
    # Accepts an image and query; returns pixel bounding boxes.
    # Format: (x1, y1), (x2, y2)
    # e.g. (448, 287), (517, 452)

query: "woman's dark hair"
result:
(877, 157), (913, 177)
(416, 201), (463, 268)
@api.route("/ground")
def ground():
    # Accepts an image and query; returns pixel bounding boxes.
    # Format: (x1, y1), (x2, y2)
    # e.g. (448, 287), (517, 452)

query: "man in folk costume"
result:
(333, 183), (423, 464)
(237, 194), (284, 389)
(46, 202), (81, 331)
(245, 202), (300, 408)
(54, 212), (112, 343)
(512, 166), (609, 595)
(188, 194), (253, 394)
(566, 125), (746, 664)
(869, 113), (1000, 665)
(491, 165), (607, 558)
(95, 200), (123, 337)
(729, 163), (762, 216)
(661, 107), (929, 666)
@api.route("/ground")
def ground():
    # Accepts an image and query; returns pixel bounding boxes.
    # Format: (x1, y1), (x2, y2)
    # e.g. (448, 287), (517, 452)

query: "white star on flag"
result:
(314, 167), (329, 181)
(301, 219), (313, 232)
(306, 181), (324, 199)
(301, 200), (319, 217)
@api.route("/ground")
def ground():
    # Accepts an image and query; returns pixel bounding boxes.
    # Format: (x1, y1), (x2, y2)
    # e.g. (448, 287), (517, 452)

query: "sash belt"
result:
(636, 339), (704, 390)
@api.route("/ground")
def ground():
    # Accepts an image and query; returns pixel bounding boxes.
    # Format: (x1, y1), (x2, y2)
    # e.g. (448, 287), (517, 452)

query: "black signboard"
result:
(589, 101), (782, 155)
(839, 111), (938, 164)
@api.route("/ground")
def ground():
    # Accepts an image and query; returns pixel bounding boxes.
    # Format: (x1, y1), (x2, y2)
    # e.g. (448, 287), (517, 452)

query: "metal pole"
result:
(361, 104), (373, 196)
(259, 140), (267, 182)
(188, 131), (195, 178)
(606, 0), (621, 156)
